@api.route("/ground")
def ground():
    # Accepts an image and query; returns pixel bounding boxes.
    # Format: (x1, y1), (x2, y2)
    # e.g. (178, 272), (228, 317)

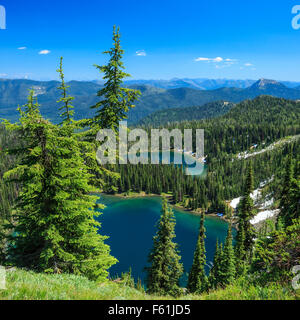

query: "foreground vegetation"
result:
(0, 269), (297, 300)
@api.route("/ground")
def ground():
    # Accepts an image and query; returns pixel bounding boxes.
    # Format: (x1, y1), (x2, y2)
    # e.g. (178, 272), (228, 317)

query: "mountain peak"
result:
(251, 78), (285, 89)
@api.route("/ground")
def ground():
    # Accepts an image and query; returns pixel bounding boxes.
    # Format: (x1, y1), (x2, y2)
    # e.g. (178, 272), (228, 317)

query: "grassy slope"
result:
(0, 269), (298, 300)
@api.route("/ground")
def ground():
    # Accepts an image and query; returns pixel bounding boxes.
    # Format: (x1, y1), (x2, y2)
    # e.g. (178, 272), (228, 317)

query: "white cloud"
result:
(0, 73), (8, 77)
(136, 50), (146, 56)
(38, 50), (51, 55)
(195, 57), (210, 61)
(214, 57), (223, 62)
(195, 56), (238, 69)
(195, 56), (238, 64)
(245, 63), (253, 67)
(18, 47), (27, 50)
(195, 56), (224, 63)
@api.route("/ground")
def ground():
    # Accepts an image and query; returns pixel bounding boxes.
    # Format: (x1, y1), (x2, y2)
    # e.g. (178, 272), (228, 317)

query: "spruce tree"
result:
(4, 87), (117, 281)
(208, 239), (219, 289)
(208, 241), (224, 289)
(278, 156), (299, 228)
(235, 223), (248, 277)
(57, 56), (74, 125)
(146, 197), (183, 296)
(91, 25), (140, 133)
(236, 162), (256, 261)
(187, 212), (208, 293)
(83, 26), (140, 192)
(222, 223), (236, 285)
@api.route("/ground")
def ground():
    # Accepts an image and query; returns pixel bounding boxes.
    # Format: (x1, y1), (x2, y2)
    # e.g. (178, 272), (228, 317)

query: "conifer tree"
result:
(91, 26), (140, 133)
(278, 156), (299, 228)
(208, 240), (224, 289)
(4, 86), (117, 281)
(83, 27), (140, 192)
(222, 223), (236, 285)
(236, 162), (256, 261)
(187, 212), (208, 293)
(57, 57), (74, 125)
(146, 197), (183, 296)
(208, 240), (219, 289)
(235, 223), (248, 276)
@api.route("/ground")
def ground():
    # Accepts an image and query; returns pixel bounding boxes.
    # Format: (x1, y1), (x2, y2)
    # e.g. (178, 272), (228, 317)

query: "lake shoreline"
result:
(100, 191), (230, 222)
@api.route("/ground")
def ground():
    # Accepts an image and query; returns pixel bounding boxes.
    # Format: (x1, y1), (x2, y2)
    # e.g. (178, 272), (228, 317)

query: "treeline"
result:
(138, 101), (235, 126)
(103, 95), (300, 214)
(104, 138), (299, 213)
(161, 96), (300, 156)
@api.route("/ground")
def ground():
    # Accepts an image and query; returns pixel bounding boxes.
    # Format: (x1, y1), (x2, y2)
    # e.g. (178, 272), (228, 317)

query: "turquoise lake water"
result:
(132, 150), (207, 176)
(96, 195), (230, 285)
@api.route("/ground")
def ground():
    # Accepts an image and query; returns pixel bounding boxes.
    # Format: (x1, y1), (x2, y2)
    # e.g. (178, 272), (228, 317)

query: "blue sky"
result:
(0, 0), (300, 81)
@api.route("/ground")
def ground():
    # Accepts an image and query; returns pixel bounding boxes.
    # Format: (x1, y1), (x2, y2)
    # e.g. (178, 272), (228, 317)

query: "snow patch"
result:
(236, 136), (300, 160)
(229, 177), (274, 210)
(250, 209), (280, 225)
(259, 197), (274, 210)
(230, 197), (241, 209)
(230, 188), (261, 209)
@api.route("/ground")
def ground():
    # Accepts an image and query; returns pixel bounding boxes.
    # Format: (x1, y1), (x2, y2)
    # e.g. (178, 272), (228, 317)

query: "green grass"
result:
(189, 282), (299, 300)
(0, 269), (298, 300)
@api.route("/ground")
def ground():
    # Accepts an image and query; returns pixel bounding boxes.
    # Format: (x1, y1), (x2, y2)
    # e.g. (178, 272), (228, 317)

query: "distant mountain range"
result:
(130, 79), (300, 123)
(117, 78), (300, 90)
(1, 78), (300, 124)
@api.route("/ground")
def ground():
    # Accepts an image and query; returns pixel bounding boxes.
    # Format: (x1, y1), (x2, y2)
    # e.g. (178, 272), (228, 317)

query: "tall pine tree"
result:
(146, 197), (183, 297)
(187, 212), (208, 293)
(235, 222), (248, 277)
(208, 240), (224, 289)
(278, 156), (299, 228)
(221, 223), (236, 285)
(235, 162), (256, 263)
(57, 57), (74, 125)
(4, 82), (117, 281)
(90, 25), (140, 133)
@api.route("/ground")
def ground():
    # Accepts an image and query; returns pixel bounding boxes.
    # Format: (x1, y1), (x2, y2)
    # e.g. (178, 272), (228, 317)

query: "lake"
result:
(96, 195), (231, 285)
(130, 150), (207, 177)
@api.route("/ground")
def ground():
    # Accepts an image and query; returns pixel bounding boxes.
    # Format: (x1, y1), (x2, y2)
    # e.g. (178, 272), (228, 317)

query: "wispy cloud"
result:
(0, 73), (8, 77)
(195, 56), (224, 62)
(244, 63), (254, 67)
(38, 50), (51, 55)
(195, 56), (238, 68)
(18, 47), (27, 50)
(136, 50), (147, 56)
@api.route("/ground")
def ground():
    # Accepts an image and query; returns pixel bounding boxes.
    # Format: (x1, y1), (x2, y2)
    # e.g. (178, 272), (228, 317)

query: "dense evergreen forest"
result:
(104, 95), (300, 215)
(0, 26), (299, 300)
(138, 101), (235, 126)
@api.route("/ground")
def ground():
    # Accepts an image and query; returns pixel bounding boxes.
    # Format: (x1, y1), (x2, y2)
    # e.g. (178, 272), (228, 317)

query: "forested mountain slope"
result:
(1, 78), (300, 124)
(138, 101), (235, 126)
(112, 96), (300, 215)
